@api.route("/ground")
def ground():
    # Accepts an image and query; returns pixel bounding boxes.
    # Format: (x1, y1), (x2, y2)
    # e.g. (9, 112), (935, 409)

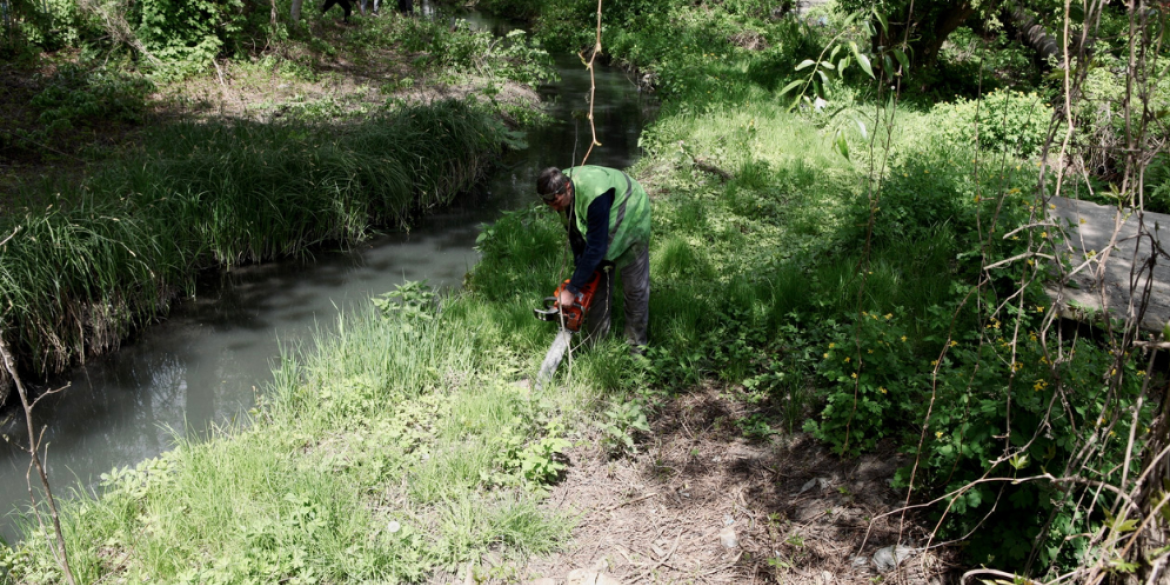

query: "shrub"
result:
(930, 89), (1054, 157)
(29, 63), (156, 133)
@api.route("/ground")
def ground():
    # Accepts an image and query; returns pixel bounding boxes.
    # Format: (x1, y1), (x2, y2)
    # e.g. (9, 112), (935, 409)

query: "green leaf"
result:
(1010, 453), (1029, 470)
(779, 80), (804, 97)
(795, 59), (816, 71)
(851, 45), (875, 79)
(1113, 517), (1139, 534)
(892, 47), (910, 74)
(872, 8), (888, 32)
(834, 130), (850, 160)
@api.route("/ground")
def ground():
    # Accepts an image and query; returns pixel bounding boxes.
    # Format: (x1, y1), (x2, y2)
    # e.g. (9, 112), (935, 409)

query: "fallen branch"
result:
(0, 335), (77, 585)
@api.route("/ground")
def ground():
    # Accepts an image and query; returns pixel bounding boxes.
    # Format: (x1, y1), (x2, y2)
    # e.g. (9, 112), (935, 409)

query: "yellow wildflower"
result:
(879, 387), (887, 394)
(851, 372), (858, 379)
(844, 357), (851, 363)
(901, 335), (907, 342)
(935, 431), (944, 439)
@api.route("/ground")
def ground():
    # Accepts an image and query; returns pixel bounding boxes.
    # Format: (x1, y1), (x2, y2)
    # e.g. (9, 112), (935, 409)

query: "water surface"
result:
(0, 17), (656, 543)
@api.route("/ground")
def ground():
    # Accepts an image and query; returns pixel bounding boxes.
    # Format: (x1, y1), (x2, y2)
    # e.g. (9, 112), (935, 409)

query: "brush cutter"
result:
(533, 271), (602, 389)
(533, 271), (602, 332)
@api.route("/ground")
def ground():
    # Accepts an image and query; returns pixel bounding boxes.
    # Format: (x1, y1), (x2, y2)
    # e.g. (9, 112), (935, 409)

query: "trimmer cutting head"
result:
(533, 297), (560, 322)
(532, 272), (601, 333)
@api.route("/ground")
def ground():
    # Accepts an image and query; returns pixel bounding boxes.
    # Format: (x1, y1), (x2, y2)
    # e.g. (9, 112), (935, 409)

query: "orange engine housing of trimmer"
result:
(533, 271), (602, 332)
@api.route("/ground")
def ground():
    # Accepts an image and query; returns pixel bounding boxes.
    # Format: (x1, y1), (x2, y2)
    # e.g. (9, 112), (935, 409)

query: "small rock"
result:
(718, 526), (738, 549)
(799, 477), (830, 494)
(821, 570), (834, 584)
(566, 569), (622, 585)
(850, 555), (868, 569)
(856, 455), (897, 480)
(872, 545), (917, 573)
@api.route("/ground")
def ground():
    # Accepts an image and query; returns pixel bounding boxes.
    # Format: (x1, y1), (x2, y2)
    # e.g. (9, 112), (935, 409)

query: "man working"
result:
(536, 166), (651, 353)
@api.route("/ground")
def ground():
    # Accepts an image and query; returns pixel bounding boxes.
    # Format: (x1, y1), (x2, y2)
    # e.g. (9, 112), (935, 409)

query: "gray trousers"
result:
(584, 243), (650, 348)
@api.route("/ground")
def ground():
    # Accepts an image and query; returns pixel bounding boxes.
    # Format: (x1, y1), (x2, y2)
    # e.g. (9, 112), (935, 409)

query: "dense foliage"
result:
(0, 100), (514, 383)
(0, 0), (1167, 580)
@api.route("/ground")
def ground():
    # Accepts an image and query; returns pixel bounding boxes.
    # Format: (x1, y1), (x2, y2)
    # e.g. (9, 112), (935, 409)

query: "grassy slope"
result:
(1, 1), (1155, 583)
(0, 7), (558, 394)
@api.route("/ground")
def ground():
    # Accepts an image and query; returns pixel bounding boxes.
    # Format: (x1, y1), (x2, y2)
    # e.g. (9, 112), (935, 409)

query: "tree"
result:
(837, 0), (1106, 75)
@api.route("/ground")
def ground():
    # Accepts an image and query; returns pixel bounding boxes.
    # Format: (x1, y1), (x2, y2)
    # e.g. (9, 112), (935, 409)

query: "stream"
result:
(0, 13), (657, 544)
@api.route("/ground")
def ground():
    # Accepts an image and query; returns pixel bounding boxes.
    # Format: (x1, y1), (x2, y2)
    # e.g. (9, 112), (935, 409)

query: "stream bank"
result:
(0, 8), (656, 546)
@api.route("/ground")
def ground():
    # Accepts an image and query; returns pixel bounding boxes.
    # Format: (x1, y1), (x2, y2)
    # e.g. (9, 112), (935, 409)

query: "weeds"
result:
(0, 99), (511, 387)
(596, 400), (651, 456)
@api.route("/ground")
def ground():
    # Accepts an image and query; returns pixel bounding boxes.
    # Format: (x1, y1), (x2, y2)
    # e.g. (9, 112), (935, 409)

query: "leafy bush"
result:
(29, 63), (156, 134)
(596, 400), (651, 456)
(897, 310), (1149, 568)
(132, 0), (247, 77)
(397, 20), (554, 84)
(931, 89), (1054, 157)
(14, 0), (90, 50)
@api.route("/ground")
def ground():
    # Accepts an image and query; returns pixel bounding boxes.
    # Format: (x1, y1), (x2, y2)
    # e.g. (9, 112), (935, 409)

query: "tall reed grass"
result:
(3, 303), (574, 583)
(0, 99), (510, 393)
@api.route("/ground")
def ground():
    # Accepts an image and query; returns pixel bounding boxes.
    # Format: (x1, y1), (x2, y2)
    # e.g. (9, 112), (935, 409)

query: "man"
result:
(537, 166), (651, 352)
(359, 0), (379, 15)
(321, 0), (356, 21)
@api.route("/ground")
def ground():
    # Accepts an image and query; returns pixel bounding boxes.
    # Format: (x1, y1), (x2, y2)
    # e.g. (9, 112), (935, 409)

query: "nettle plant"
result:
(931, 88), (1056, 158)
(133, 0), (246, 77)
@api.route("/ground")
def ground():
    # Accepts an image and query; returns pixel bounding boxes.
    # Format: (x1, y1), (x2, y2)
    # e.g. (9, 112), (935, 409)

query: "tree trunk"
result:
(877, 1), (978, 73)
(291, 0), (304, 21)
(918, 2), (977, 68)
(1002, 5), (1065, 67)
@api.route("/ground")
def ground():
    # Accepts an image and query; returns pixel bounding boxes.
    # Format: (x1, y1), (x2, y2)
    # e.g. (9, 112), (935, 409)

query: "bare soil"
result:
(432, 386), (960, 584)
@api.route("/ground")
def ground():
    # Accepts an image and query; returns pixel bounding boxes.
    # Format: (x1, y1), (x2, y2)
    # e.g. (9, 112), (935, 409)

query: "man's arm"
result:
(566, 190), (613, 294)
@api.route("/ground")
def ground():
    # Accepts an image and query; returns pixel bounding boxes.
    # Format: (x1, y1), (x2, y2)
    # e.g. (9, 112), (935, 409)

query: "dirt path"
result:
(432, 388), (956, 585)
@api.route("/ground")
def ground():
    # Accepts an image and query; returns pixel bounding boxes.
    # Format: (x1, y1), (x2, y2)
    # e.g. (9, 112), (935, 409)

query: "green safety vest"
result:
(564, 165), (651, 265)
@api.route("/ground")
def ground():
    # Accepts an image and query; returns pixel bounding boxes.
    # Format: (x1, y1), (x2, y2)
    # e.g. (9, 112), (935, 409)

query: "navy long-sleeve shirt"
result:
(566, 190), (614, 293)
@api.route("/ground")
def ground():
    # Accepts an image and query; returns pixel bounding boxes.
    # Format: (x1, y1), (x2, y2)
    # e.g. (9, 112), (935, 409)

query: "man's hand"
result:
(558, 288), (576, 308)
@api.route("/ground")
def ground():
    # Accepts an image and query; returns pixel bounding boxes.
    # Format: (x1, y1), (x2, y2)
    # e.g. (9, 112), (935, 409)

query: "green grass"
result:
(0, 99), (513, 386)
(1, 0), (1150, 579)
(2, 298), (583, 584)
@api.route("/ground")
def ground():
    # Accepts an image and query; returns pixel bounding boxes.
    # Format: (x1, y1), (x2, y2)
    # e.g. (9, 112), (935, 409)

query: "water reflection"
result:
(0, 14), (656, 543)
